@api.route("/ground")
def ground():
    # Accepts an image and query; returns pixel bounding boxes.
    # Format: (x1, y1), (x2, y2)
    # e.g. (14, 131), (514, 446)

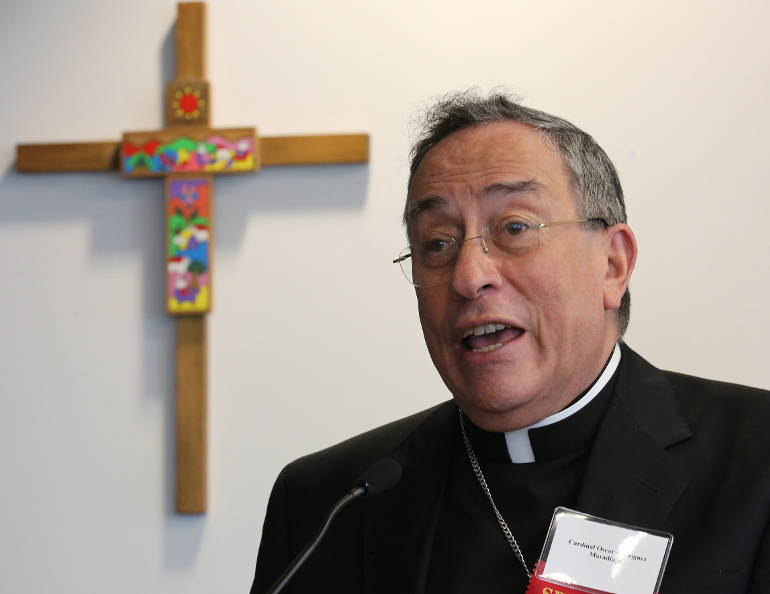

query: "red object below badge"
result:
(526, 560), (626, 594)
(527, 574), (597, 594)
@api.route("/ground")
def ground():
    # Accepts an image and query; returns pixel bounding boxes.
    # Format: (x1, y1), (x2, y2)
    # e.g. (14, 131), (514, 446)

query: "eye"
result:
(498, 218), (530, 236)
(423, 236), (453, 254)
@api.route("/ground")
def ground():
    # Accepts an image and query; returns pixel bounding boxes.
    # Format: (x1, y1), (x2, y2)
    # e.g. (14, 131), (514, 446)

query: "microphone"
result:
(351, 457), (403, 498)
(265, 458), (403, 594)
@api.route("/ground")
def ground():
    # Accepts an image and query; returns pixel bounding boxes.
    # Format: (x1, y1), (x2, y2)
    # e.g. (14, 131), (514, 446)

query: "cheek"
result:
(416, 291), (460, 388)
(502, 256), (603, 335)
(416, 291), (447, 347)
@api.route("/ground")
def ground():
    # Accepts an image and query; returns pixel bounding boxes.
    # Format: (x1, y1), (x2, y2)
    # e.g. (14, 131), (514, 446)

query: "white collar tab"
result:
(503, 343), (621, 464)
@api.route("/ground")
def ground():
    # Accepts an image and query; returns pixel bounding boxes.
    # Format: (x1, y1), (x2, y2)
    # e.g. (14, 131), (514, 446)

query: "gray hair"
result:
(405, 88), (631, 336)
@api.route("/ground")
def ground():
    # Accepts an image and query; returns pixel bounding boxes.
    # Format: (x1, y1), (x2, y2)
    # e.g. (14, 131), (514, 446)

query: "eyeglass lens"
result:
(398, 226), (541, 288)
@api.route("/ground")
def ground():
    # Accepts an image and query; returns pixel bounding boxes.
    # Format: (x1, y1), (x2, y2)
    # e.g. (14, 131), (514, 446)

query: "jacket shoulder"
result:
(281, 400), (454, 495)
(663, 369), (770, 435)
(618, 344), (770, 438)
(664, 369), (770, 401)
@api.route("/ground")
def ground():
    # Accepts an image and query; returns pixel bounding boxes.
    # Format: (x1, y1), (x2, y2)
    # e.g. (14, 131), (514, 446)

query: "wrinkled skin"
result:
(408, 121), (637, 432)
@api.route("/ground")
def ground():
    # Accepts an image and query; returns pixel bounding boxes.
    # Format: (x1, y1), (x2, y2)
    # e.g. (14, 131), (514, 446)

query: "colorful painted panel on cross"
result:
(166, 176), (213, 315)
(121, 127), (257, 177)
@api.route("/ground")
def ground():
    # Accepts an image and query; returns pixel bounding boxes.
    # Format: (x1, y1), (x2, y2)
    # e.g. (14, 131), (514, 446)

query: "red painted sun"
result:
(173, 87), (205, 120)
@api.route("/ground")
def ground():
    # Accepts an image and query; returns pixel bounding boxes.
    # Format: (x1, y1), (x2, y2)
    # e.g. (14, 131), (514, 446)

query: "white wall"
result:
(1, 0), (768, 592)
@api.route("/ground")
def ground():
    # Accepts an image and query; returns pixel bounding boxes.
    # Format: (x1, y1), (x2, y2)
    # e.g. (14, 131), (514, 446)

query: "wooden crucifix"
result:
(15, 2), (368, 514)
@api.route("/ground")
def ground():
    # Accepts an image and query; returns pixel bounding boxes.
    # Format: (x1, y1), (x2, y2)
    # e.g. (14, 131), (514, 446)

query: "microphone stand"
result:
(265, 485), (366, 594)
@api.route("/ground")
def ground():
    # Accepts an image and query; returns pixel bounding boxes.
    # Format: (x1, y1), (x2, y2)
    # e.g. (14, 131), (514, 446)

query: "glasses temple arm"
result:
(539, 217), (609, 229)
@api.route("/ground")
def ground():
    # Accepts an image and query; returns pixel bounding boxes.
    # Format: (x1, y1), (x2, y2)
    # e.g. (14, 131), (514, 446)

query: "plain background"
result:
(1, 1), (768, 592)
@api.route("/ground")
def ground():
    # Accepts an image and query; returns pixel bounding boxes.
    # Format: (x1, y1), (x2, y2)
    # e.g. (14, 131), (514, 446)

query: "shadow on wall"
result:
(0, 158), (369, 568)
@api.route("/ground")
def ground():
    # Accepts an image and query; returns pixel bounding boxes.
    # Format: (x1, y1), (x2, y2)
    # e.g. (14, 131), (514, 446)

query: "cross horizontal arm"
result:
(16, 134), (368, 174)
(16, 142), (120, 172)
(261, 134), (369, 166)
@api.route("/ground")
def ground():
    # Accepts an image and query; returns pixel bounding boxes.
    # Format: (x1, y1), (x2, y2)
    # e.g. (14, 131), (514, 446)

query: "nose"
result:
(449, 232), (502, 298)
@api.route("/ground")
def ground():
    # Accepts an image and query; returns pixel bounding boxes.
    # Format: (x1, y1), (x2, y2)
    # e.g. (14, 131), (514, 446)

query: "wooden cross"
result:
(15, 2), (368, 514)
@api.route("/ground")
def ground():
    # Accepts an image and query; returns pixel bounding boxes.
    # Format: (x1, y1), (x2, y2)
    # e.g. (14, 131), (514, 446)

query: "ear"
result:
(603, 224), (637, 311)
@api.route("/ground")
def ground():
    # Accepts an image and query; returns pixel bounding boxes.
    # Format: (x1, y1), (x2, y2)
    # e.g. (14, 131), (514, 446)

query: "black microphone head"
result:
(355, 458), (403, 498)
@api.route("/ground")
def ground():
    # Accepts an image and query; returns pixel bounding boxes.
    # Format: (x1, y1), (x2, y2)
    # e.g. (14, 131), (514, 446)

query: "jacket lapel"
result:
(577, 345), (693, 530)
(363, 401), (457, 594)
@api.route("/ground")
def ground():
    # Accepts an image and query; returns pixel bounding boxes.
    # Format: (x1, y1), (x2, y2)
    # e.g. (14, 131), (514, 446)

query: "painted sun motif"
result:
(173, 87), (206, 120)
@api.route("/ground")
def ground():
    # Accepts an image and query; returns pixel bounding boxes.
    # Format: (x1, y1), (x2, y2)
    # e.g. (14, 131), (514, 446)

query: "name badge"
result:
(527, 508), (673, 594)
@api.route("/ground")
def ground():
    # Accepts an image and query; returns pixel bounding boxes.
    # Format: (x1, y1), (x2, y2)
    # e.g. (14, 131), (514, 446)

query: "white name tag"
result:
(535, 508), (673, 594)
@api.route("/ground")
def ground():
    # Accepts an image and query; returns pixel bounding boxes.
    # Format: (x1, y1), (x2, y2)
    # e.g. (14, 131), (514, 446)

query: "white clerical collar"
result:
(504, 343), (621, 464)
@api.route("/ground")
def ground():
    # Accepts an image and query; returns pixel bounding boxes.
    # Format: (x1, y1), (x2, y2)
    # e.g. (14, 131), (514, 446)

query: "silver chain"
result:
(458, 409), (532, 578)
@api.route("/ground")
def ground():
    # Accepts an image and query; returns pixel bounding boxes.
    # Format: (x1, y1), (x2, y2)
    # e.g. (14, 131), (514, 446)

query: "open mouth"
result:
(461, 323), (524, 353)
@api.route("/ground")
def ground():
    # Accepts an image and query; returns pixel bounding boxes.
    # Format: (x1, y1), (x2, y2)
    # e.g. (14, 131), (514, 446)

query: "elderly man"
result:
(250, 91), (770, 593)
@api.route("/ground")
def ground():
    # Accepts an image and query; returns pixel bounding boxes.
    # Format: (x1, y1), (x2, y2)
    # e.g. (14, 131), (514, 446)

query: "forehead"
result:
(407, 121), (574, 220)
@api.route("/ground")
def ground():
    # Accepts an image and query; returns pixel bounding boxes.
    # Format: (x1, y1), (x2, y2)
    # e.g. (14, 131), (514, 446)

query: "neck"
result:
(463, 339), (619, 432)
(503, 343), (620, 462)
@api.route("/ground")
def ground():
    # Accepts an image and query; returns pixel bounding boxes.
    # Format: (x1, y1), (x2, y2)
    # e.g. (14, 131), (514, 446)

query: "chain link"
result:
(459, 409), (532, 578)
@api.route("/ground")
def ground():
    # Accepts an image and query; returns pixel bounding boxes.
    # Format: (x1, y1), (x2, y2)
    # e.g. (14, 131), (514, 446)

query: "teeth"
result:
(473, 343), (503, 354)
(462, 323), (511, 339)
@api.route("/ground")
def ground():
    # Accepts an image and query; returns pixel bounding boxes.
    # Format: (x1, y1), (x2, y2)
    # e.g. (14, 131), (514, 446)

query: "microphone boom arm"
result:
(263, 458), (402, 594)
(265, 486), (366, 594)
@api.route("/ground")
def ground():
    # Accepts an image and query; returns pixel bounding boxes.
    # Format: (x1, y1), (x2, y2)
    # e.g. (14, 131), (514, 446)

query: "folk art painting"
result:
(124, 133), (254, 175)
(166, 177), (212, 314)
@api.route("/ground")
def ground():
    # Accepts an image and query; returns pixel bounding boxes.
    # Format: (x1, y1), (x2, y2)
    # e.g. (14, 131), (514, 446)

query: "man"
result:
(250, 90), (770, 593)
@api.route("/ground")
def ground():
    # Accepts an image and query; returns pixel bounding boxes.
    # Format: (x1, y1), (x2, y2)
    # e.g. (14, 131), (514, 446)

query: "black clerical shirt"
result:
(425, 362), (618, 593)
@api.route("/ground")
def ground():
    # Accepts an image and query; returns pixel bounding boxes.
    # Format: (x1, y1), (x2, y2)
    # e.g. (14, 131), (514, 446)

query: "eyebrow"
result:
(404, 179), (542, 229)
(403, 195), (447, 228)
(483, 179), (542, 197)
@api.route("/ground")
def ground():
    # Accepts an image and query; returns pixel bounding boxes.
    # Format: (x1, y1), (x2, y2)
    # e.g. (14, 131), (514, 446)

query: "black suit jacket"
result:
(251, 345), (770, 593)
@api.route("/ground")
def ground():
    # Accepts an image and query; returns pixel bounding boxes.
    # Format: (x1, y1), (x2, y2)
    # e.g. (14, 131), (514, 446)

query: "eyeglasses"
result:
(393, 217), (608, 288)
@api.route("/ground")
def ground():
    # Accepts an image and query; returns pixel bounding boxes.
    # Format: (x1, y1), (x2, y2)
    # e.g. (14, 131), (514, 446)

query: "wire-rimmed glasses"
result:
(393, 217), (608, 288)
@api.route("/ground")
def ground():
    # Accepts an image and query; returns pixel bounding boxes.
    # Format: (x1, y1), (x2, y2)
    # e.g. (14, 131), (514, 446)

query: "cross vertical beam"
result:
(171, 1), (209, 514)
(176, 2), (206, 81)
(176, 315), (207, 512)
